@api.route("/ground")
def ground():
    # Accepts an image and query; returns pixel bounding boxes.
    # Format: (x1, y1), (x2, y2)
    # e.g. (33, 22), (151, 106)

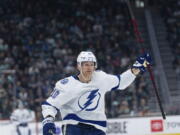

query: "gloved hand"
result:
(132, 53), (152, 74)
(42, 117), (56, 135)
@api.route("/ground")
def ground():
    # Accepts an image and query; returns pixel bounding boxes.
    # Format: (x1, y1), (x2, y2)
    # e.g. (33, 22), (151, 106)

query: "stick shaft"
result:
(126, 0), (166, 119)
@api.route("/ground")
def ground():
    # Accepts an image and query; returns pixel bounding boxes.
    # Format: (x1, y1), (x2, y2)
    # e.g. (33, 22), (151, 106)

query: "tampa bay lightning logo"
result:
(78, 89), (101, 111)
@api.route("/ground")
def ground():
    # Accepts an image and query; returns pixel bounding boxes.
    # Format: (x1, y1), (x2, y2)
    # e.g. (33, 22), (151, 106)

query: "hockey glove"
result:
(42, 117), (56, 135)
(133, 53), (152, 74)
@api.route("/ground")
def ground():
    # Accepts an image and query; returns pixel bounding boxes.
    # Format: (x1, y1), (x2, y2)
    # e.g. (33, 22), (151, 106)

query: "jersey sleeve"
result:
(100, 71), (121, 92)
(10, 110), (18, 122)
(118, 69), (136, 90)
(10, 110), (20, 125)
(42, 79), (74, 118)
(103, 69), (136, 91)
(27, 110), (35, 122)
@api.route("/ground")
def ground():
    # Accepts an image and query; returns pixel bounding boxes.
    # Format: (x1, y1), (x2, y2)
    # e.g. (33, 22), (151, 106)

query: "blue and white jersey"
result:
(42, 69), (136, 132)
(10, 108), (35, 125)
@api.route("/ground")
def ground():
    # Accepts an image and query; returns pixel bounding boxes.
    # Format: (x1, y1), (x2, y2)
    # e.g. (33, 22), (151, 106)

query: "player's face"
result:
(79, 61), (95, 78)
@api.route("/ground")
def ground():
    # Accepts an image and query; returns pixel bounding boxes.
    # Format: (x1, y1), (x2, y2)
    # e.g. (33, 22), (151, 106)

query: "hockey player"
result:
(10, 102), (35, 135)
(42, 51), (151, 135)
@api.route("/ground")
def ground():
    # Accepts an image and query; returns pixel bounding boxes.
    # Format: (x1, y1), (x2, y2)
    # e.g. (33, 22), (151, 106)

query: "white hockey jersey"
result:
(10, 108), (35, 125)
(42, 69), (136, 131)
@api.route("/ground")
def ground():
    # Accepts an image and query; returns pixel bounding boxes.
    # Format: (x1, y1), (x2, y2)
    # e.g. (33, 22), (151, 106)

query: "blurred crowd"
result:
(0, 0), (151, 120)
(160, 0), (180, 81)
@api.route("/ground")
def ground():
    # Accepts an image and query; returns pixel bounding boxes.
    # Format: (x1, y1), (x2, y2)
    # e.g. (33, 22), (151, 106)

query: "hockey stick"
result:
(125, 0), (166, 120)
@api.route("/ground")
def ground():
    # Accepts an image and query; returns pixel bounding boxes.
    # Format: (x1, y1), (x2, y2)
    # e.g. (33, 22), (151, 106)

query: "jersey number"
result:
(50, 89), (60, 99)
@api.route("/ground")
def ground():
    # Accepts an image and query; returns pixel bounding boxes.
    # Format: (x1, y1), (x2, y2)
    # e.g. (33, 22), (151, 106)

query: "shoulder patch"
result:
(60, 78), (69, 84)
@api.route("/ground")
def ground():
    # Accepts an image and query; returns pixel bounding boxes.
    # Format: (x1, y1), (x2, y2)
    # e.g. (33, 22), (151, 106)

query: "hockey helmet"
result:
(77, 51), (97, 68)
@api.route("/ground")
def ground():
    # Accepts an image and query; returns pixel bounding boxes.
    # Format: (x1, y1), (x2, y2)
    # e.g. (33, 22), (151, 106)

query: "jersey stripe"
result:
(111, 75), (121, 91)
(41, 101), (60, 112)
(63, 113), (107, 127)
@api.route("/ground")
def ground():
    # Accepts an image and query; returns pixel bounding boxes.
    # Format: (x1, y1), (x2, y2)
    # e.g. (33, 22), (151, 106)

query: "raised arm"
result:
(119, 53), (151, 90)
